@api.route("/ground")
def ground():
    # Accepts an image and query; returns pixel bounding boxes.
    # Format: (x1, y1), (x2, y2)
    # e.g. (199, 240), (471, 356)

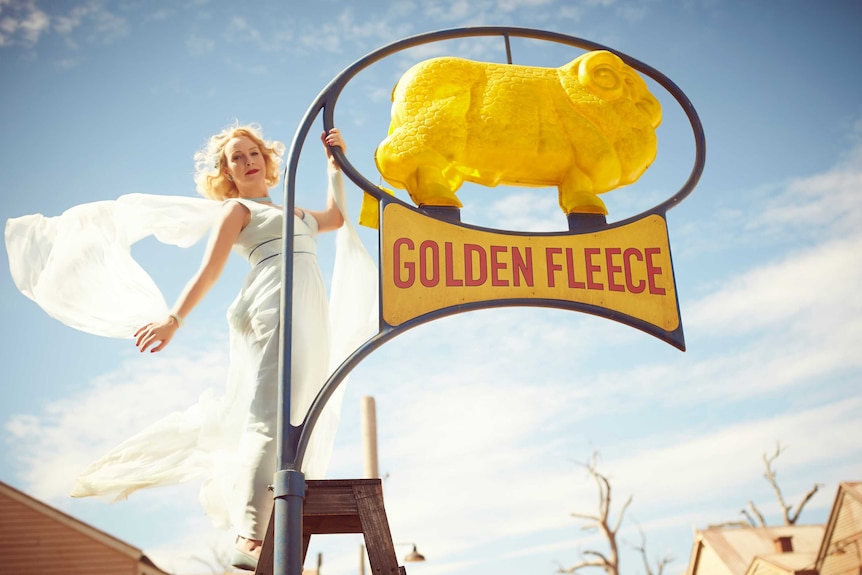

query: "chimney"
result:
(774, 536), (794, 553)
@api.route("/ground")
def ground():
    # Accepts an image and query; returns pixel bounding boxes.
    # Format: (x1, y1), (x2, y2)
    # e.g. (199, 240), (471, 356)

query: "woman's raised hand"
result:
(134, 315), (180, 353)
(321, 128), (345, 167)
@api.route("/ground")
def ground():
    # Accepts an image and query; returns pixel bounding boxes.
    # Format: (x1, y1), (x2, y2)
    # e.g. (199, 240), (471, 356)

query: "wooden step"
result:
(255, 479), (404, 575)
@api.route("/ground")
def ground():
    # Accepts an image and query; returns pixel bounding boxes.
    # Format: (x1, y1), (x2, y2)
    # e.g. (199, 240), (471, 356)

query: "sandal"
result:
(231, 548), (259, 571)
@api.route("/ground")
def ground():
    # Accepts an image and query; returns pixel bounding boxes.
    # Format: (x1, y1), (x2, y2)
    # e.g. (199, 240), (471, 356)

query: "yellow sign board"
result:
(381, 204), (681, 337)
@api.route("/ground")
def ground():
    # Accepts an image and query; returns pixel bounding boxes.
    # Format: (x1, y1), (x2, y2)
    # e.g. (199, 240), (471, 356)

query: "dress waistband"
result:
(248, 234), (316, 267)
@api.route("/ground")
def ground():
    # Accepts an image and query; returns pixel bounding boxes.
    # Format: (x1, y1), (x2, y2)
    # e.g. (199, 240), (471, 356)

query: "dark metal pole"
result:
(275, 93), (326, 575)
(273, 468), (305, 575)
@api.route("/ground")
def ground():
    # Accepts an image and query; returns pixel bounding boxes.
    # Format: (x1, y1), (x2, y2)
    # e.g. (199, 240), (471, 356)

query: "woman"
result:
(5, 123), (377, 571)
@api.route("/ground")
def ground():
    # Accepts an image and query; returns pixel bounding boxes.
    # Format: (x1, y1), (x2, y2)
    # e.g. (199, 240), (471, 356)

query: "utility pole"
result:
(360, 396), (379, 478)
(359, 396), (378, 575)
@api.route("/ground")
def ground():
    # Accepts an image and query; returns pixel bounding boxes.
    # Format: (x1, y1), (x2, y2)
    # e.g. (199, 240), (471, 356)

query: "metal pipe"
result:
(360, 396), (380, 478)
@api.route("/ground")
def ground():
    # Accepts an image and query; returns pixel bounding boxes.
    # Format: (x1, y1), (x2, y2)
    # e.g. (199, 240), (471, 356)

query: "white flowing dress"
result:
(4, 169), (378, 538)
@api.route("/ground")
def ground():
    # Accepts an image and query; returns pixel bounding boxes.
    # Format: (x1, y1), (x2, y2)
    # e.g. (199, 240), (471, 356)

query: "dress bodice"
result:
(228, 199), (319, 267)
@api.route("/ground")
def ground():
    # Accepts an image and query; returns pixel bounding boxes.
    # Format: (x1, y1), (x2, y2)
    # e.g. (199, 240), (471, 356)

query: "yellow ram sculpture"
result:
(373, 50), (662, 219)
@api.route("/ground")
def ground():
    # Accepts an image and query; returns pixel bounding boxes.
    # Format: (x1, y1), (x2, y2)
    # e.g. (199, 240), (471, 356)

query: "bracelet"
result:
(169, 312), (185, 328)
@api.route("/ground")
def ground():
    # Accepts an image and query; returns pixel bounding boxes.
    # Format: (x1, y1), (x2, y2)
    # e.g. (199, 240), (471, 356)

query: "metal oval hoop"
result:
(286, 25), (706, 229)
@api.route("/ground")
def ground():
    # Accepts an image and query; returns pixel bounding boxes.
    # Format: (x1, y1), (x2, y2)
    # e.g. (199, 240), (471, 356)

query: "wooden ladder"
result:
(254, 479), (404, 575)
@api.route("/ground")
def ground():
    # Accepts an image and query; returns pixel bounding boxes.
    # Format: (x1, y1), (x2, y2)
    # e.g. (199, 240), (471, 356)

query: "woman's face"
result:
(223, 135), (267, 192)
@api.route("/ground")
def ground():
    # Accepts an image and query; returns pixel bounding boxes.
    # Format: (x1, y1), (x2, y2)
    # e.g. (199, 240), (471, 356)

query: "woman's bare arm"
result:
(301, 128), (346, 233)
(135, 201), (249, 353)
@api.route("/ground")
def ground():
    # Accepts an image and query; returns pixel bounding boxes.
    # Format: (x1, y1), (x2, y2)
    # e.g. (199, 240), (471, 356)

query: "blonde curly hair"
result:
(193, 122), (286, 200)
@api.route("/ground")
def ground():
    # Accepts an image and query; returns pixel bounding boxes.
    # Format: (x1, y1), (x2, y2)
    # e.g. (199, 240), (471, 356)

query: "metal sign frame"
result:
(275, 26), (705, 575)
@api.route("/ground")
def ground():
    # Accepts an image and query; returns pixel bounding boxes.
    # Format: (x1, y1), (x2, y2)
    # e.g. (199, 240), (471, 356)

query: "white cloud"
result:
(226, 15), (263, 46)
(422, 0), (480, 22)
(186, 33), (215, 56)
(484, 190), (566, 231)
(496, 0), (556, 12)
(0, 0), (128, 50)
(144, 8), (172, 23)
(4, 339), (228, 501)
(0, 0), (49, 46)
(686, 234), (862, 336)
(754, 152), (862, 240)
(296, 8), (412, 56)
(607, 399), (862, 511)
(53, 1), (128, 46)
(312, 393), (861, 575)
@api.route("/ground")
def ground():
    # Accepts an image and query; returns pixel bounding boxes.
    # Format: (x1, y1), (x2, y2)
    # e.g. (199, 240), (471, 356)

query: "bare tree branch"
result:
(747, 500), (767, 527)
(638, 545), (652, 575)
(788, 482), (824, 525)
(559, 453), (631, 575)
(556, 550), (616, 574)
(612, 495), (634, 534)
(761, 441), (823, 525)
(654, 555), (674, 575)
(721, 442), (823, 528)
(763, 442), (791, 524)
(630, 524), (674, 575)
(557, 559), (607, 574)
(583, 550), (613, 565)
(740, 507), (757, 527)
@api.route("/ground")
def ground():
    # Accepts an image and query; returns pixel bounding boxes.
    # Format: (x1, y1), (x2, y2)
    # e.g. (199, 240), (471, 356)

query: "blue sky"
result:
(1, 1), (860, 575)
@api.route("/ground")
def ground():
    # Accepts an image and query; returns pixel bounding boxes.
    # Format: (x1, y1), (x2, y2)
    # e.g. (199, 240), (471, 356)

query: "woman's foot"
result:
(237, 536), (263, 554)
(231, 536), (262, 571)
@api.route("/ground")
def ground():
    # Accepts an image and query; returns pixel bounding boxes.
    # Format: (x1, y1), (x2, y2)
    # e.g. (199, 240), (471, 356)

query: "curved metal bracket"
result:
(285, 25), (705, 471)
(275, 25), (705, 575)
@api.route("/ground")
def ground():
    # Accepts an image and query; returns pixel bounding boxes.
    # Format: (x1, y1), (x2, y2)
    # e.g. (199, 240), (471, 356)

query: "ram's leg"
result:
(407, 160), (464, 208)
(559, 168), (607, 215)
(559, 169), (608, 231)
(409, 162), (464, 223)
